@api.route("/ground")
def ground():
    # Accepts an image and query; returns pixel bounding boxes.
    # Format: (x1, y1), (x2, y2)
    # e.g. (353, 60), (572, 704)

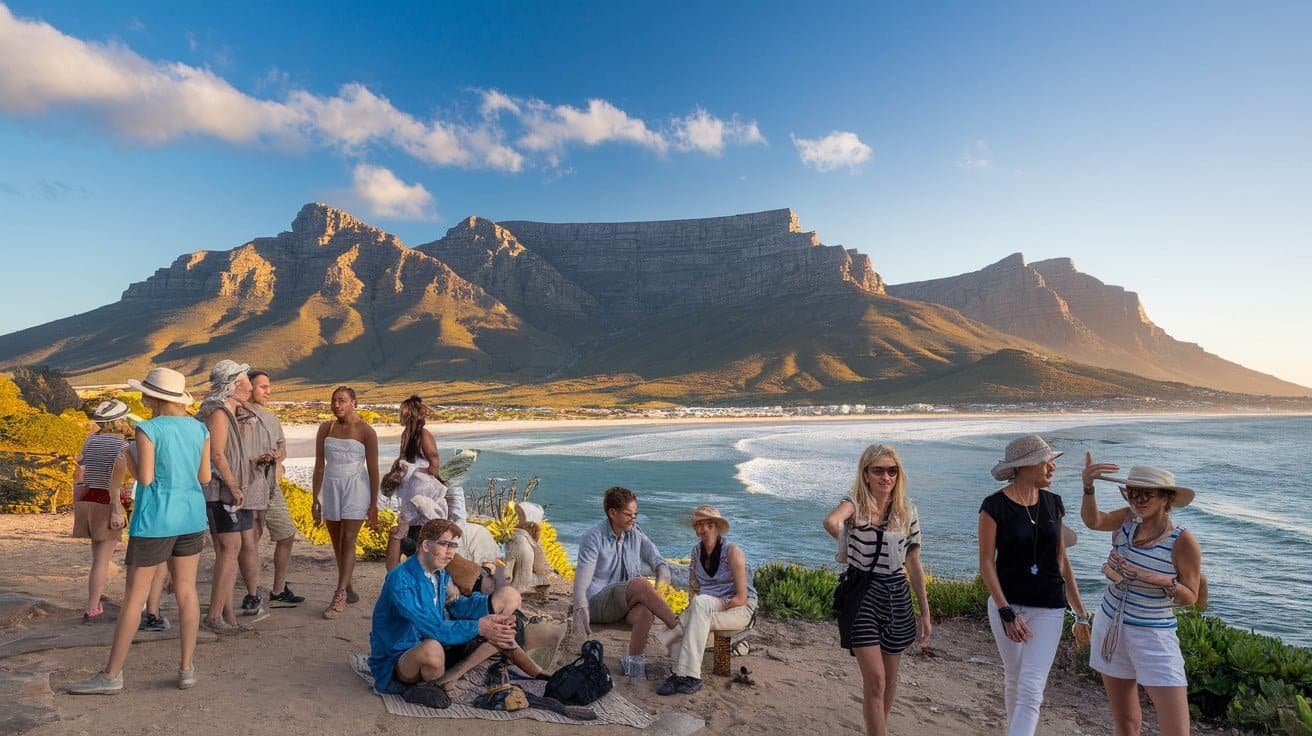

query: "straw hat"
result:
(991, 435), (1063, 481)
(517, 502), (545, 526)
(88, 399), (130, 423)
(690, 504), (730, 533)
(127, 367), (194, 405)
(1097, 465), (1195, 508)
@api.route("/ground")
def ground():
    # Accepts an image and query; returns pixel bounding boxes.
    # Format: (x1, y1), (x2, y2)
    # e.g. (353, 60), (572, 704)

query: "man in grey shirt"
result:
(572, 487), (679, 674)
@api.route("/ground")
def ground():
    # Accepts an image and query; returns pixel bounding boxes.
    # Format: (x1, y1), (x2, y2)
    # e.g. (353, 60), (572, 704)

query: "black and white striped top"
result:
(843, 497), (921, 575)
(78, 433), (127, 490)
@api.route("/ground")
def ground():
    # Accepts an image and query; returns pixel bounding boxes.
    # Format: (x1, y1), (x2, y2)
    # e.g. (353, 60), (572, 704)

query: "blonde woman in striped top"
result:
(1081, 454), (1202, 736)
(824, 444), (931, 736)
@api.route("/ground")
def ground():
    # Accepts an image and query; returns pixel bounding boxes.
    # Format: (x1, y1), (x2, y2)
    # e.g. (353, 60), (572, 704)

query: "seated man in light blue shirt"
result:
(571, 486), (680, 672)
(370, 519), (546, 707)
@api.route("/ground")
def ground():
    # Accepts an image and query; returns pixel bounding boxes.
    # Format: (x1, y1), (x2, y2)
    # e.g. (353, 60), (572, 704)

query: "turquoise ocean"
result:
(382, 415), (1309, 647)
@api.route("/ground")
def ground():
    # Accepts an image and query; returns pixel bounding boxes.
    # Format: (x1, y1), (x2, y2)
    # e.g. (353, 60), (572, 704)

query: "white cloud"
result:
(671, 107), (766, 155)
(958, 139), (991, 170)
(479, 89), (520, 118)
(350, 164), (435, 220)
(791, 131), (872, 172)
(517, 98), (667, 153)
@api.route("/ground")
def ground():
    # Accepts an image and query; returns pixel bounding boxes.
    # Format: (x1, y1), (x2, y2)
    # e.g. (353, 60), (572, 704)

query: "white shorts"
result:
(1089, 613), (1187, 687)
(320, 474), (370, 522)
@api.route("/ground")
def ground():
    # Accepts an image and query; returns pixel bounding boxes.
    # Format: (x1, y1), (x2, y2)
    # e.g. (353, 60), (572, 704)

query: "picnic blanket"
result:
(349, 652), (657, 728)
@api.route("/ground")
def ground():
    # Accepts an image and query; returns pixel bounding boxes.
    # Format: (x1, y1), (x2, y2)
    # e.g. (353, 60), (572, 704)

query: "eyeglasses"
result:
(1121, 487), (1165, 502)
(424, 539), (460, 550)
(613, 509), (638, 519)
(865, 465), (899, 478)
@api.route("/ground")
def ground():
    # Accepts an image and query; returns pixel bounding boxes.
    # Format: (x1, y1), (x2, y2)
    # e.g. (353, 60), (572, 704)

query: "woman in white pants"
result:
(656, 505), (757, 696)
(979, 435), (1089, 736)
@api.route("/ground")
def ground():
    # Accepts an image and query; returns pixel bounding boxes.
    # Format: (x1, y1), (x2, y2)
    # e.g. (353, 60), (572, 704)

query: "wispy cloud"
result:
(957, 139), (991, 170)
(350, 164), (436, 220)
(791, 131), (872, 172)
(126, 17), (145, 33)
(0, 6), (766, 177)
(671, 107), (766, 155)
(0, 178), (92, 199)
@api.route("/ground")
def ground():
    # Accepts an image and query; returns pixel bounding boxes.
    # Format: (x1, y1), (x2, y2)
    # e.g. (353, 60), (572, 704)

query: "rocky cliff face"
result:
(889, 254), (1308, 396)
(499, 208), (884, 322)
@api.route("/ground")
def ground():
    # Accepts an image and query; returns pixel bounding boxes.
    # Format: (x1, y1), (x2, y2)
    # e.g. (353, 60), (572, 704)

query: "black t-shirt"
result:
(980, 489), (1067, 609)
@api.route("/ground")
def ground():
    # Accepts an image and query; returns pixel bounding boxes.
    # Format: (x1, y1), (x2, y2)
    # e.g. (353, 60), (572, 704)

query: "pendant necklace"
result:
(1017, 490), (1040, 575)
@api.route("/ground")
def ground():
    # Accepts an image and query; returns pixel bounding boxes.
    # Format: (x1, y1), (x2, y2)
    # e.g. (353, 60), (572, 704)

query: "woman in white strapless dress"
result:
(312, 386), (379, 619)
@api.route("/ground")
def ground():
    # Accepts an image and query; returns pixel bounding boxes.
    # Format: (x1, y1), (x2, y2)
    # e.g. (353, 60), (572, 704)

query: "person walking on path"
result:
(312, 385), (379, 619)
(197, 360), (260, 634)
(72, 400), (132, 624)
(979, 435), (1089, 736)
(571, 486), (679, 677)
(657, 504), (759, 697)
(825, 445), (932, 736)
(67, 367), (210, 694)
(1081, 455), (1202, 736)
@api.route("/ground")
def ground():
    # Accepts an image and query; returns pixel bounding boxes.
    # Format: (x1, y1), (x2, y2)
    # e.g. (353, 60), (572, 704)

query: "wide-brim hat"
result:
(690, 504), (730, 533)
(89, 399), (130, 423)
(991, 434), (1063, 481)
(1097, 465), (1195, 508)
(209, 359), (251, 387)
(127, 367), (194, 405)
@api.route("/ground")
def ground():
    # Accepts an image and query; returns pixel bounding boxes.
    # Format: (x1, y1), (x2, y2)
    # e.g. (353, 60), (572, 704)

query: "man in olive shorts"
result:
(246, 370), (304, 605)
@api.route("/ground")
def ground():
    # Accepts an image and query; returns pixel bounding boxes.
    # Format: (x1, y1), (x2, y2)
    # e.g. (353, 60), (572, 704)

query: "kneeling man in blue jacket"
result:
(370, 518), (546, 707)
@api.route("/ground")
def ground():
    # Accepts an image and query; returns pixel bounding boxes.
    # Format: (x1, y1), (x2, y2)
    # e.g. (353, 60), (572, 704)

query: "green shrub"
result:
(923, 574), (988, 619)
(754, 563), (838, 620)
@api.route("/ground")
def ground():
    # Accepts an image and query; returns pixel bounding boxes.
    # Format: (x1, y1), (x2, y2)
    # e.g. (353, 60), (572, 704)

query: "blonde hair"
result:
(849, 444), (910, 533)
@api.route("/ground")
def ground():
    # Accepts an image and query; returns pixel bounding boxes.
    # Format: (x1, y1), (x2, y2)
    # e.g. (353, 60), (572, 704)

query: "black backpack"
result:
(544, 639), (612, 705)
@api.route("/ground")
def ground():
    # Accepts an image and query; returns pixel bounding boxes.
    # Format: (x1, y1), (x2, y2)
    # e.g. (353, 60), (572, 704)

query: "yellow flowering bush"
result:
(474, 499), (520, 544)
(539, 519), (574, 581)
(280, 477), (397, 560)
(655, 580), (689, 615)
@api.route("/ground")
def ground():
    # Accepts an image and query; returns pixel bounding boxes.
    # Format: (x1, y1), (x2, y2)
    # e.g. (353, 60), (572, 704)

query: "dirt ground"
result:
(0, 512), (1229, 735)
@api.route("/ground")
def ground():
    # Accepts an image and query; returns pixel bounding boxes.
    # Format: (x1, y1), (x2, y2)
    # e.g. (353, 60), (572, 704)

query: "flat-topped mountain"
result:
(0, 204), (1304, 402)
(888, 254), (1308, 396)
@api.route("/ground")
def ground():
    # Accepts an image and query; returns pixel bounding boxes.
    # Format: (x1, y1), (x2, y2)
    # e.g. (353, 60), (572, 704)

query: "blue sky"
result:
(1, 1), (1310, 386)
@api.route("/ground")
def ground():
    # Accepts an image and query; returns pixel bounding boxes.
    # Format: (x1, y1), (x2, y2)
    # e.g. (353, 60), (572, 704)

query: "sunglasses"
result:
(1120, 487), (1167, 502)
(866, 465), (899, 478)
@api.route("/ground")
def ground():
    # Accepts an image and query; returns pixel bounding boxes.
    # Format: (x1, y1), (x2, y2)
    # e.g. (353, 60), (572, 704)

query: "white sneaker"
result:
(67, 671), (123, 695)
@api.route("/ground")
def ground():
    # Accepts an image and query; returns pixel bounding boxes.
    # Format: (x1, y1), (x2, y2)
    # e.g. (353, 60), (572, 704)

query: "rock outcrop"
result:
(889, 254), (1309, 396)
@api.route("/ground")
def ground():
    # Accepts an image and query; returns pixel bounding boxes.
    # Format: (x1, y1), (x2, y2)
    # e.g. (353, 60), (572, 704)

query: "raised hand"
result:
(1082, 451), (1119, 488)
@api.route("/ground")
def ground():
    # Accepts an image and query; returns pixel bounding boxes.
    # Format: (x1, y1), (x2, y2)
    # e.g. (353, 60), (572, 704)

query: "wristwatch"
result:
(998, 605), (1016, 623)
(1083, 486), (1095, 495)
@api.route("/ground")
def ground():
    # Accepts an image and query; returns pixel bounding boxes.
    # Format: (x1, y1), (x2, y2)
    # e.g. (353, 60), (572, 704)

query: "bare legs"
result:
(145, 565), (168, 618)
(325, 518), (364, 596)
(102, 554), (199, 678)
(85, 539), (117, 613)
(1103, 675), (1190, 736)
(623, 577), (678, 656)
(271, 536), (294, 594)
(237, 525), (260, 600)
(207, 531), (241, 625)
(854, 645), (904, 736)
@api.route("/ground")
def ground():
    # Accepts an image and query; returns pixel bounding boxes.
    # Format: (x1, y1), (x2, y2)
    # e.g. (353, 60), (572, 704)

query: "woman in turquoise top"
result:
(68, 367), (212, 695)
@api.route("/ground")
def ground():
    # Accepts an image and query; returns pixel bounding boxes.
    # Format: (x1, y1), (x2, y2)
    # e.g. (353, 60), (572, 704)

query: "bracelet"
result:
(998, 605), (1016, 623)
(1083, 486), (1095, 495)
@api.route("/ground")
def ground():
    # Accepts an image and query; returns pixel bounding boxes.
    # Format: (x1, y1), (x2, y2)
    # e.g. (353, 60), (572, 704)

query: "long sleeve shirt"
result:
(572, 519), (669, 605)
(368, 555), (490, 692)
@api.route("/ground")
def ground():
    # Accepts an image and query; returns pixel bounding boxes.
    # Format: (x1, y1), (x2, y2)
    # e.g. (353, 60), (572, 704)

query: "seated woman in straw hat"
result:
(1080, 454), (1202, 736)
(656, 504), (758, 696)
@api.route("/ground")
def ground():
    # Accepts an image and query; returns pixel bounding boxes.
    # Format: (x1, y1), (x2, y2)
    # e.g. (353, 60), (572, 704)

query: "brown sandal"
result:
(323, 589), (348, 620)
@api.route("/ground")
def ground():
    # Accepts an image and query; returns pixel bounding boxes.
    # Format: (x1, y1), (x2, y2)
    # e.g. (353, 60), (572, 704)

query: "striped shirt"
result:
(77, 433), (127, 491)
(1099, 519), (1184, 628)
(843, 498), (921, 575)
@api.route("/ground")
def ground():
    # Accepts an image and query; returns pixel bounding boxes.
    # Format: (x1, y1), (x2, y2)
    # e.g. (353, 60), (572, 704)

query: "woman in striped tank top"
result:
(72, 400), (133, 623)
(824, 444), (931, 736)
(1081, 455), (1202, 736)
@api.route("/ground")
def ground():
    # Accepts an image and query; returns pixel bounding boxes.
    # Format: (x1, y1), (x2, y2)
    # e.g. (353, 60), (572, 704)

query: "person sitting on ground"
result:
(571, 486), (679, 676)
(505, 502), (551, 593)
(657, 504), (758, 696)
(369, 519), (547, 708)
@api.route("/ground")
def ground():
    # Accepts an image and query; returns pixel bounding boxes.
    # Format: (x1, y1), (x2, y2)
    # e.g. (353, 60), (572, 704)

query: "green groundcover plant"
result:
(754, 562), (1312, 734)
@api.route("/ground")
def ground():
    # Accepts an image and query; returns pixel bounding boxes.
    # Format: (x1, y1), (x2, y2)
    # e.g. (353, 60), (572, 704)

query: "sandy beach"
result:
(0, 511), (1231, 735)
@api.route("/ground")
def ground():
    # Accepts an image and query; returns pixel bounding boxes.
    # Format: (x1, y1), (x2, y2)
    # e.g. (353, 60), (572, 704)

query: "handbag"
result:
(544, 639), (613, 705)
